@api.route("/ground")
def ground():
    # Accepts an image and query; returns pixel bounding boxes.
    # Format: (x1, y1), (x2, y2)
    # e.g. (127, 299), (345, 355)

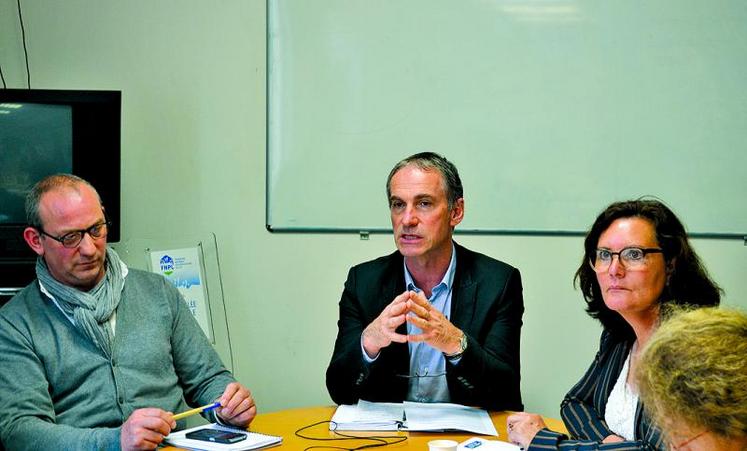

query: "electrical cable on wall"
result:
(17, 0), (31, 88)
(0, 64), (7, 89)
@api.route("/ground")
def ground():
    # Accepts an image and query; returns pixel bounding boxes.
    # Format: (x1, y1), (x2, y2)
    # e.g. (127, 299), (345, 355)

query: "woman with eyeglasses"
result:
(506, 199), (722, 450)
(637, 307), (747, 451)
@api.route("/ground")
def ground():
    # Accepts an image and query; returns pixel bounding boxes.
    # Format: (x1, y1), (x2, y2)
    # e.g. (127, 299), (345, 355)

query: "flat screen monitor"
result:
(0, 89), (121, 290)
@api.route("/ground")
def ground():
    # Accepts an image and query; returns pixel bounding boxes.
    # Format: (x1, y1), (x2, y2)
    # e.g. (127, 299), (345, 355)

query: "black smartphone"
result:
(185, 428), (247, 444)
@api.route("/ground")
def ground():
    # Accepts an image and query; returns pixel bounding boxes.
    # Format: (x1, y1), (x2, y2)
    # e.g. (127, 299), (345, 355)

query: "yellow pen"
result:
(172, 402), (221, 421)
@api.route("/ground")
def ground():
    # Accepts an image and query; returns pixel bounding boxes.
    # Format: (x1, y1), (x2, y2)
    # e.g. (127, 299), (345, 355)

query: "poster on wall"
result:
(148, 247), (213, 341)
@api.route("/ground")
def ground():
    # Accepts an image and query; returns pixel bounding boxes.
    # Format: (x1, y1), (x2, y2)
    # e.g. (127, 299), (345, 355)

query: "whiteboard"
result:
(267, 0), (747, 236)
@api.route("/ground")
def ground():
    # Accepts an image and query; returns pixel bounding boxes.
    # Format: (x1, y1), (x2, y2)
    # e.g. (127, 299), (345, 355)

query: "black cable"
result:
(0, 63), (7, 89)
(17, 0), (30, 88)
(295, 420), (408, 451)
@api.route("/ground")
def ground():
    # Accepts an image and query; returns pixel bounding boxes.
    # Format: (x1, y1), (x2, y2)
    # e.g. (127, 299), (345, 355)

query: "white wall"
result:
(1, 0), (744, 419)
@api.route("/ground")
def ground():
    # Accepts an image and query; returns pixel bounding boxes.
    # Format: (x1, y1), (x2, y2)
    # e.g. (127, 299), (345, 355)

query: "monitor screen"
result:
(0, 89), (120, 290)
(0, 102), (74, 224)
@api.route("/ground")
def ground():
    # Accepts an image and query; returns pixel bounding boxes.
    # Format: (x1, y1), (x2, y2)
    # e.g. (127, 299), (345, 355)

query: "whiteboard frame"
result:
(265, 0), (746, 240)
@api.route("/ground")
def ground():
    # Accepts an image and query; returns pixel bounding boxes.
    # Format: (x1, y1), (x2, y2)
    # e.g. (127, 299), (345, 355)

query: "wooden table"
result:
(166, 405), (567, 450)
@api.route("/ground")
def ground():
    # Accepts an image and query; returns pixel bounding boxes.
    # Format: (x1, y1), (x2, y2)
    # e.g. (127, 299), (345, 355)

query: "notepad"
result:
(164, 423), (281, 450)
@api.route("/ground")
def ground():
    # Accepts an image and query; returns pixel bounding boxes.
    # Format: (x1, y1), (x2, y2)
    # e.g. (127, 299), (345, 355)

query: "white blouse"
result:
(604, 349), (639, 441)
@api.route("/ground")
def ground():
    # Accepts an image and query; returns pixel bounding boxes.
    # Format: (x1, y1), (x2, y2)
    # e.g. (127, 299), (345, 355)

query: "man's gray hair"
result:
(25, 174), (101, 228)
(386, 152), (464, 209)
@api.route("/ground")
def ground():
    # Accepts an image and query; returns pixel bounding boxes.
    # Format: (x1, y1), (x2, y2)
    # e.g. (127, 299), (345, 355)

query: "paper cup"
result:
(428, 439), (458, 451)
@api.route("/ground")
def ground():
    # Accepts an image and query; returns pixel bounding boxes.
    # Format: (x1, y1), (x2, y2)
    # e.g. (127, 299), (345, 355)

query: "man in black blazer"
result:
(326, 152), (524, 411)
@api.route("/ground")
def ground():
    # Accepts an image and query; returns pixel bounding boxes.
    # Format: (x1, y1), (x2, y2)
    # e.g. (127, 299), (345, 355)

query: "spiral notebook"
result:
(164, 423), (282, 450)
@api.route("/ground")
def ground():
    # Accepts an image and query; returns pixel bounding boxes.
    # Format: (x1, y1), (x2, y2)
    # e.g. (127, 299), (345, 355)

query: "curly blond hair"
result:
(637, 307), (747, 441)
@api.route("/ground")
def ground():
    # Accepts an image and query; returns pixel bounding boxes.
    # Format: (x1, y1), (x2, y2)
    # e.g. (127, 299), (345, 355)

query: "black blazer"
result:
(326, 243), (524, 410)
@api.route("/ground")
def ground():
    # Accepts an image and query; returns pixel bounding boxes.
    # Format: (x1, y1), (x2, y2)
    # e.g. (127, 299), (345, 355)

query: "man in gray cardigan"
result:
(0, 174), (256, 451)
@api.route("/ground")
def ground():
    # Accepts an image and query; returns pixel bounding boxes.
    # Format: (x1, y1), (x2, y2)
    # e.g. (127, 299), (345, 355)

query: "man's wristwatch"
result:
(444, 333), (467, 360)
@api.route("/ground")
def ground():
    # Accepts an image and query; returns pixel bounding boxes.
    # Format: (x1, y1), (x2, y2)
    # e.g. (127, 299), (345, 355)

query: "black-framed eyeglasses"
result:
(37, 221), (110, 248)
(396, 370), (447, 379)
(589, 247), (664, 272)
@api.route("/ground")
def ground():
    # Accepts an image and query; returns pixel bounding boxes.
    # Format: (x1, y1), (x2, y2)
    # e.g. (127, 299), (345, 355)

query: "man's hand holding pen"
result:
(216, 382), (257, 427)
(119, 382), (256, 451)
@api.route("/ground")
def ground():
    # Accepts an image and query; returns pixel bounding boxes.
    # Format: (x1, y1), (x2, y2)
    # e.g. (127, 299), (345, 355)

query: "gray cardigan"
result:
(0, 269), (235, 450)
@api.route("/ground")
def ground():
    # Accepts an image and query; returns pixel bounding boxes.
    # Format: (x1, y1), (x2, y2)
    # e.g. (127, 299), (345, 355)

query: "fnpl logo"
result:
(159, 255), (175, 276)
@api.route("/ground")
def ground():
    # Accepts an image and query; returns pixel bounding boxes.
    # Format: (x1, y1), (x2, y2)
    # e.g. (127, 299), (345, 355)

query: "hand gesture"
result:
(361, 291), (409, 358)
(120, 408), (175, 451)
(216, 382), (257, 427)
(405, 290), (463, 355)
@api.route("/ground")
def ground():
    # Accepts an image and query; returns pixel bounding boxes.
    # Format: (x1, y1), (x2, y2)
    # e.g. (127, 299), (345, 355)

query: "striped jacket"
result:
(529, 330), (665, 450)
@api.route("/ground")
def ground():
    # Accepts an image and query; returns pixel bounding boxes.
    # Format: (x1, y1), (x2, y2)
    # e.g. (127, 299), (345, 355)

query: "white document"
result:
(330, 401), (497, 436)
(164, 423), (281, 450)
(404, 402), (498, 436)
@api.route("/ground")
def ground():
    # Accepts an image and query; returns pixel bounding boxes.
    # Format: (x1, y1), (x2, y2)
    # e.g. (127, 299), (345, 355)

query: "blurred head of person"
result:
(637, 307), (747, 450)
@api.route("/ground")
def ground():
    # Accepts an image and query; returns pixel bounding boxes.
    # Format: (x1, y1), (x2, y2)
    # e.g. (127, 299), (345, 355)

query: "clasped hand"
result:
(362, 290), (463, 358)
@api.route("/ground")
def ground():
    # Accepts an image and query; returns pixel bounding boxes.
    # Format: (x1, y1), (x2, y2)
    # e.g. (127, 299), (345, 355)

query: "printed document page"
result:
(404, 402), (498, 436)
(330, 401), (497, 435)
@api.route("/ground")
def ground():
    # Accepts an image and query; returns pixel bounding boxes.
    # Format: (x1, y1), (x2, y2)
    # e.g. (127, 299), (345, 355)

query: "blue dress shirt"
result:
(360, 244), (458, 403)
(403, 244), (457, 403)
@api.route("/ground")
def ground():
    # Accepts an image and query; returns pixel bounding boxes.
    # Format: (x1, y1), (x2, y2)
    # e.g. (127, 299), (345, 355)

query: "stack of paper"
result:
(330, 401), (404, 430)
(330, 400), (498, 436)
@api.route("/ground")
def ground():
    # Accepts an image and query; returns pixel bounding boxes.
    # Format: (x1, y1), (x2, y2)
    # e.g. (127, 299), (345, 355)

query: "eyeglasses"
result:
(396, 370), (446, 379)
(670, 430), (708, 450)
(589, 247), (664, 272)
(38, 221), (110, 248)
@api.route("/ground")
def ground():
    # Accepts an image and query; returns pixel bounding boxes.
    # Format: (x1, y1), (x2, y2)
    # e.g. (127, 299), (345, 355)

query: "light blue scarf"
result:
(36, 247), (125, 359)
